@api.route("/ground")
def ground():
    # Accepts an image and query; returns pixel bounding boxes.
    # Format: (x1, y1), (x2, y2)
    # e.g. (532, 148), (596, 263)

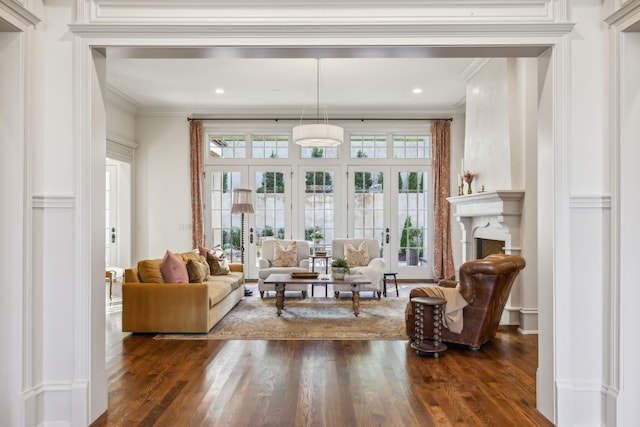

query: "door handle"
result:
(111, 227), (116, 244)
(385, 227), (390, 244)
(249, 228), (254, 244)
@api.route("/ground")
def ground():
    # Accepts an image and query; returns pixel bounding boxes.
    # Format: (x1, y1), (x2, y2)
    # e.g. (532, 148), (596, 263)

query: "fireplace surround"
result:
(448, 190), (525, 325)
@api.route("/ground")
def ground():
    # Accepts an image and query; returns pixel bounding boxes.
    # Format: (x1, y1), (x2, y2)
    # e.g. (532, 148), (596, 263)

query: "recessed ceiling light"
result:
(215, 88), (225, 94)
(412, 88), (422, 94)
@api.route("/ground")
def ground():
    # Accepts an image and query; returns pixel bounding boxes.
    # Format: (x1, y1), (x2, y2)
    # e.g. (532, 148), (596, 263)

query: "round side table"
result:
(410, 296), (448, 358)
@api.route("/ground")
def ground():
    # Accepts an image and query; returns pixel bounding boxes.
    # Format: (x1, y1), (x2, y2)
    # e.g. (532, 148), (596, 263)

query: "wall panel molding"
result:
(84, 0), (555, 25)
(107, 135), (136, 162)
(569, 194), (612, 209)
(32, 195), (75, 209)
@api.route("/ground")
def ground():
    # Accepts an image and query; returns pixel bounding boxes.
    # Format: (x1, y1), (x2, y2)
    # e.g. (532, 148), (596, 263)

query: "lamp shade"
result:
(230, 189), (254, 214)
(292, 123), (344, 147)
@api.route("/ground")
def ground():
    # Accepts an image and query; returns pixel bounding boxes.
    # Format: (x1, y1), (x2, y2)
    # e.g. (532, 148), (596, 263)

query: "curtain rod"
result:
(187, 117), (452, 122)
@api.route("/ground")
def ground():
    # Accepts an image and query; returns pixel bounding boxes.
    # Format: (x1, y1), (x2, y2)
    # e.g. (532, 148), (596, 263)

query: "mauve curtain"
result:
(431, 120), (456, 281)
(189, 120), (204, 249)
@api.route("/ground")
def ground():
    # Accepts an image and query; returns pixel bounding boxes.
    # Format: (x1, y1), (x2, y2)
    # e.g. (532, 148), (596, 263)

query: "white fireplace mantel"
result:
(447, 190), (525, 326)
(447, 190), (525, 263)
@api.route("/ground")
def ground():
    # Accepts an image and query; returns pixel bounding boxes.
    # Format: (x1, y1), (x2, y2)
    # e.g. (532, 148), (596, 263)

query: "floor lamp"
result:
(231, 189), (254, 296)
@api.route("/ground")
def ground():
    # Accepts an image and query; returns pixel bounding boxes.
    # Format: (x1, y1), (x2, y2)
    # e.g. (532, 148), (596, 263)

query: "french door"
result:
(297, 165), (341, 255)
(204, 165), (291, 279)
(347, 165), (432, 279)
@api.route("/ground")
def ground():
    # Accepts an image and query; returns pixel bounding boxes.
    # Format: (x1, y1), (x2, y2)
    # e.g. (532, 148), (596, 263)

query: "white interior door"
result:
(105, 164), (118, 267)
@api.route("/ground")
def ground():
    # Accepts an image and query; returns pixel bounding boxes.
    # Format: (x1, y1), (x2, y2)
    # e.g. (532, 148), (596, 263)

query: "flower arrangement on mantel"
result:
(463, 170), (477, 194)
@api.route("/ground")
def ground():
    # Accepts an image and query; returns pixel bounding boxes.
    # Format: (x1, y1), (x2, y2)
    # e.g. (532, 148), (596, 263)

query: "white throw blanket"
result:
(413, 284), (469, 333)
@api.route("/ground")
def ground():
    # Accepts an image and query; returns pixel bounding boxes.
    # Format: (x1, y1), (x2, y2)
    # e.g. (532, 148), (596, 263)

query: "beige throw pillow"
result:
(206, 252), (230, 276)
(271, 241), (298, 267)
(345, 241), (370, 267)
(186, 258), (210, 282)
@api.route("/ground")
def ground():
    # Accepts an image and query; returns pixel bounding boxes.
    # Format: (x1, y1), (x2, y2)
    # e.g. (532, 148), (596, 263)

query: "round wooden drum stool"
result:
(410, 296), (448, 358)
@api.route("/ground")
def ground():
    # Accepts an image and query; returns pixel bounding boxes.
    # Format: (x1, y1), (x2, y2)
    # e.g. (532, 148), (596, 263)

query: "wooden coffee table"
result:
(263, 273), (371, 317)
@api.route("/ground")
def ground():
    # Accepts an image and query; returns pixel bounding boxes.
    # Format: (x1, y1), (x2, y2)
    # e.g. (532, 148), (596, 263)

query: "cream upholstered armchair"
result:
(258, 239), (310, 298)
(331, 238), (385, 299)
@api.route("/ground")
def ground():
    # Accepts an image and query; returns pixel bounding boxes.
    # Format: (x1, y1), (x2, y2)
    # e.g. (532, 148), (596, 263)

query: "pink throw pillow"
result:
(159, 250), (189, 283)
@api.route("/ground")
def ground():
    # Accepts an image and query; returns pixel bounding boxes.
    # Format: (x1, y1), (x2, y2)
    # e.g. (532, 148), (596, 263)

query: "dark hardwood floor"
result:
(93, 282), (552, 426)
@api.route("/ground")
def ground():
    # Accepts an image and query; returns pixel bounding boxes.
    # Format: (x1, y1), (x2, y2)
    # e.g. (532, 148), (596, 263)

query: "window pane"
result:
(397, 169), (428, 268)
(252, 135), (289, 159)
(209, 135), (248, 159)
(304, 169), (335, 254)
(209, 171), (242, 263)
(301, 146), (338, 159)
(352, 170), (385, 244)
(350, 135), (388, 159)
(254, 170), (287, 265)
(392, 135), (430, 159)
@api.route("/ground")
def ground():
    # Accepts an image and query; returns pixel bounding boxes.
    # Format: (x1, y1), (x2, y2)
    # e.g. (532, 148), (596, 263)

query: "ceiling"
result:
(106, 54), (476, 116)
(105, 45), (549, 117)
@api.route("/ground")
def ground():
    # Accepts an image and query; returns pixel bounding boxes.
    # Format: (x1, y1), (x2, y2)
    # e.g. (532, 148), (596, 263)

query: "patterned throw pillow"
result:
(271, 241), (298, 267)
(159, 250), (189, 283)
(198, 244), (224, 258)
(186, 258), (210, 283)
(345, 241), (370, 267)
(206, 252), (230, 276)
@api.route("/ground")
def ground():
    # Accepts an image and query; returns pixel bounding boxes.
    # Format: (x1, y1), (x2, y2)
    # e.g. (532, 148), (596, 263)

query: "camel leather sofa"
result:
(406, 254), (526, 350)
(122, 251), (244, 333)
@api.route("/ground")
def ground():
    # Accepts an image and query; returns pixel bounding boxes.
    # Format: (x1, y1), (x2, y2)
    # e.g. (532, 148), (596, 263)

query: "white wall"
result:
(134, 115), (193, 260)
(0, 29), (25, 427)
(461, 57), (539, 331)
(464, 58), (511, 192)
(106, 93), (137, 268)
(618, 30), (640, 427)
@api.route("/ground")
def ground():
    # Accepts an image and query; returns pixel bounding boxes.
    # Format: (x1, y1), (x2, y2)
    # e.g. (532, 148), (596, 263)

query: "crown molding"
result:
(69, 22), (574, 38)
(0, 0), (40, 29)
(458, 58), (491, 82)
(604, 0), (640, 29)
(105, 84), (141, 114)
(136, 105), (464, 118)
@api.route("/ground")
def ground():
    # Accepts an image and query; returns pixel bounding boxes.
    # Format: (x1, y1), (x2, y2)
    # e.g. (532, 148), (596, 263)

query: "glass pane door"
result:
(393, 166), (432, 279)
(347, 165), (433, 279)
(347, 166), (388, 255)
(251, 166), (291, 278)
(298, 166), (340, 256)
(204, 167), (246, 264)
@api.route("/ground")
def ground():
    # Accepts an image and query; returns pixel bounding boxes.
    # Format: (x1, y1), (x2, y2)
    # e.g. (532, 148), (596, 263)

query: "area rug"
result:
(155, 295), (410, 341)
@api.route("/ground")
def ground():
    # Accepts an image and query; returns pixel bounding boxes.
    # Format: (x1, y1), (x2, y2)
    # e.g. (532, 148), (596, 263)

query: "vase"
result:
(466, 180), (473, 194)
(332, 268), (346, 280)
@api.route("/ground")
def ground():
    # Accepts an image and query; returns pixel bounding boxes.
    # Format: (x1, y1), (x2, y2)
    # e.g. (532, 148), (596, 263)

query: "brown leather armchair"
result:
(406, 254), (526, 350)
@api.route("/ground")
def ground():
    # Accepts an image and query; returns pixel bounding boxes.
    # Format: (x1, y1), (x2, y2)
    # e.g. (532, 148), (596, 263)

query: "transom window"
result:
(350, 135), (388, 158)
(300, 146), (338, 159)
(209, 135), (247, 159)
(252, 135), (289, 159)
(393, 135), (430, 159)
